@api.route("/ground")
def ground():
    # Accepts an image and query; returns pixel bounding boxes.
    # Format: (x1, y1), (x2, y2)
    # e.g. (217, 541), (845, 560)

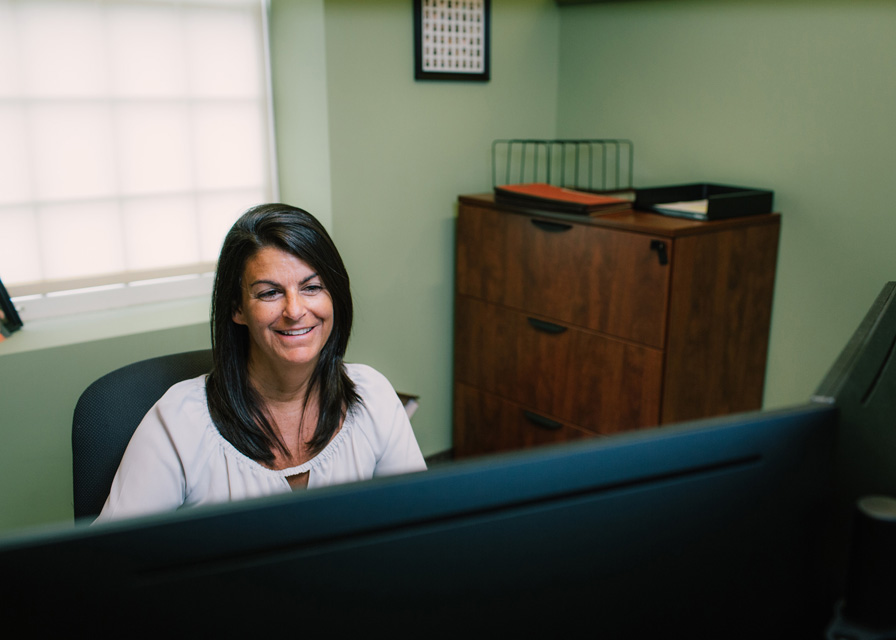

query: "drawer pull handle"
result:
(524, 411), (563, 431)
(650, 239), (669, 266)
(527, 317), (567, 334)
(531, 219), (573, 233)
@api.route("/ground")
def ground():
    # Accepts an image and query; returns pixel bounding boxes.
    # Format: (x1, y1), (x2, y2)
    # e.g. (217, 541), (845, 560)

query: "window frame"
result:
(1, 0), (278, 323)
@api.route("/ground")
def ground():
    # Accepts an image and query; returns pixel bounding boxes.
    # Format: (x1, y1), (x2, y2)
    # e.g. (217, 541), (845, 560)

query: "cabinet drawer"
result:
(453, 383), (594, 457)
(454, 296), (663, 434)
(456, 205), (671, 348)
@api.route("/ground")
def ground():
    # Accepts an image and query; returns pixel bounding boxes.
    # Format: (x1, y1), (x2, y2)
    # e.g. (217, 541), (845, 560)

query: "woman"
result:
(96, 204), (426, 522)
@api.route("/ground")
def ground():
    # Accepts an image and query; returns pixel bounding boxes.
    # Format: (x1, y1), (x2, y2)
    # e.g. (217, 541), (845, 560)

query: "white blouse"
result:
(95, 363), (427, 523)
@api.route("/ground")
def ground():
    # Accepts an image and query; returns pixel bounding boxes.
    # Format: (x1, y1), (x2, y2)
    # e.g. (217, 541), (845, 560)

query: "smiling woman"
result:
(94, 204), (427, 522)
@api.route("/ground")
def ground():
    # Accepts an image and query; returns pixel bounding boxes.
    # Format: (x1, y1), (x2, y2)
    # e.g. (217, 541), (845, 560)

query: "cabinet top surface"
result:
(458, 193), (781, 237)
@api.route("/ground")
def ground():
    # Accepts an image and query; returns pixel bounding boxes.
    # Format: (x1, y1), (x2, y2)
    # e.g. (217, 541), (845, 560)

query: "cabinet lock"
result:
(650, 240), (669, 266)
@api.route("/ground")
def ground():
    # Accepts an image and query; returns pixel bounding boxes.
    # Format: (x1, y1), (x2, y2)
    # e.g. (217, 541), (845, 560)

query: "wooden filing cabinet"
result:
(452, 193), (780, 458)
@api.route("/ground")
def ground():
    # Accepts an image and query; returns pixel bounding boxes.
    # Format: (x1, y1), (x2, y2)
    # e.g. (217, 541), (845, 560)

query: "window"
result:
(0, 0), (277, 320)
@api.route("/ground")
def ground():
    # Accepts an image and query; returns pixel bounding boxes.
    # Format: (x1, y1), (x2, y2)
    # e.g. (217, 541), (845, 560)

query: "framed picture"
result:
(414, 0), (490, 82)
(0, 276), (23, 336)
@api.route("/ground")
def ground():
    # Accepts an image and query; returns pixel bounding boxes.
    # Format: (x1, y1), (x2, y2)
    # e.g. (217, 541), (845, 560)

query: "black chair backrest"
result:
(72, 349), (213, 521)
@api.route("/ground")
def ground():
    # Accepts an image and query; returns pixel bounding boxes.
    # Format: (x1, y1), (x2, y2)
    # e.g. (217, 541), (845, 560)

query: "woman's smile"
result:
(275, 326), (314, 336)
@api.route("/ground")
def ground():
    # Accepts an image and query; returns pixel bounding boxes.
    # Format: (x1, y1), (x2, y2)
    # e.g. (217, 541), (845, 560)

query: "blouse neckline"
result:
(203, 399), (357, 478)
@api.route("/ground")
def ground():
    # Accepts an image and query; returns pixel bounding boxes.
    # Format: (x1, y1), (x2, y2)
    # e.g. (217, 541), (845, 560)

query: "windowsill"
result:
(0, 296), (210, 357)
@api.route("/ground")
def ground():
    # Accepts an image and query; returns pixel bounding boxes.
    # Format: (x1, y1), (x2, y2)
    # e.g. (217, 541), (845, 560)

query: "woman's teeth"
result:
(278, 327), (312, 336)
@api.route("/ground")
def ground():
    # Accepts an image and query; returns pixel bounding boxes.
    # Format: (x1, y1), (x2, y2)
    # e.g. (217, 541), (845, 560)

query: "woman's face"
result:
(232, 246), (334, 377)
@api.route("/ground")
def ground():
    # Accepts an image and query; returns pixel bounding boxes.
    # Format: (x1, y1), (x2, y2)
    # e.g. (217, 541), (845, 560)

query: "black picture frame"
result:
(414, 0), (490, 82)
(0, 276), (23, 335)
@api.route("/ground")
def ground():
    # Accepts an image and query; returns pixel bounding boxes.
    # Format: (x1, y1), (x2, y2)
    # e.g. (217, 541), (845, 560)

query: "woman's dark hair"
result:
(205, 203), (359, 464)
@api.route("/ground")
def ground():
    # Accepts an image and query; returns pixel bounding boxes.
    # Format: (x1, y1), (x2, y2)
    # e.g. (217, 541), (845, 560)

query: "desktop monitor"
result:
(814, 280), (896, 518)
(0, 405), (837, 636)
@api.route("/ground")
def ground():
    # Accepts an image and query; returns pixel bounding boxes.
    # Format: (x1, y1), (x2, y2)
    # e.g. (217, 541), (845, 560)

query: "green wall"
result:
(0, 322), (209, 533)
(268, 0), (335, 229)
(555, 0), (896, 408)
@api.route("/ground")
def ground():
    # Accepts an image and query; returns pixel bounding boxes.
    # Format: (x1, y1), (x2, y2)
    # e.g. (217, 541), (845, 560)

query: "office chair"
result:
(71, 349), (213, 521)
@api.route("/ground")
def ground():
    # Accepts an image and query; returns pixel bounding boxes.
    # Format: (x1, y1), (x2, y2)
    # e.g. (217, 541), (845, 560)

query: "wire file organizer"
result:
(491, 139), (634, 193)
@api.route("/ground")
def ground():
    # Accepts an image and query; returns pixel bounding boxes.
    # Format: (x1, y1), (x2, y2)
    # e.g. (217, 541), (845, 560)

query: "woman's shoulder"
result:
(345, 362), (393, 391)
(344, 363), (404, 411)
(342, 363), (406, 433)
(154, 374), (210, 413)
(339, 363), (426, 476)
(142, 374), (215, 443)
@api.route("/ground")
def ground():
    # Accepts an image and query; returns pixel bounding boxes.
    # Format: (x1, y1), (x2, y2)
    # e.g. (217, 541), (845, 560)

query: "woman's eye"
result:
(256, 289), (280, 300)
(303, 284), (323, 294)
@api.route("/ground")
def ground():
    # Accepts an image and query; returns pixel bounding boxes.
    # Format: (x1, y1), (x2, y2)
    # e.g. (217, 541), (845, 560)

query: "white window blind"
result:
(0, 0), (277, 320)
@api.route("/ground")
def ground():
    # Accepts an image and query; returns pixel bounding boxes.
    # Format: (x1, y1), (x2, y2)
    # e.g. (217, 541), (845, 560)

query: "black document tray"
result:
(634, 183), (774, 220)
